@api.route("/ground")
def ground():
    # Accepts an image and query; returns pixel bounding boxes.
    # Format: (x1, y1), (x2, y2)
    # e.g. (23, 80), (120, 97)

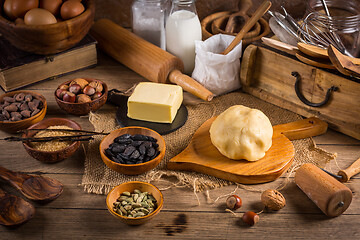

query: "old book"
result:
(0, 34), (97, 92)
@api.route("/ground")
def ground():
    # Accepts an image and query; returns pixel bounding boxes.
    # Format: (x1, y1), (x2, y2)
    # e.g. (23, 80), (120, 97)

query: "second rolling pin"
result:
(91, 19), (214, 101)
(295, 163), (352, 217)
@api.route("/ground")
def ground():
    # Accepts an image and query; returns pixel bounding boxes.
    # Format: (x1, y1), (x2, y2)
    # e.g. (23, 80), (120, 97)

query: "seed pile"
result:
(0, 93), (43, 121)
(105, 134), (160, 164)
(30, 125), (75, 151)
(113, 189), (158, 218)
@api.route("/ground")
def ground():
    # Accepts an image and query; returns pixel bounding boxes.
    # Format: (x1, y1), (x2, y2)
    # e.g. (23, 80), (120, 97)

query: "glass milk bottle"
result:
(132, 0), (167, 50)
(165, 0), (202, 74)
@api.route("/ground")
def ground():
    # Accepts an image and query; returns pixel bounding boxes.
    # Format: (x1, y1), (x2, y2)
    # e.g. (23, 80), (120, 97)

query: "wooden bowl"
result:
(22, 118), (82, 163)
(0, 0), (95, 55)
(100, 127), (166, 175)
(106, 181), (164, 225)
(211, 15), (261, 38)
(0, 90), (47, 133)
(55, 78), (108, 115)
(201, 11), (271, 46)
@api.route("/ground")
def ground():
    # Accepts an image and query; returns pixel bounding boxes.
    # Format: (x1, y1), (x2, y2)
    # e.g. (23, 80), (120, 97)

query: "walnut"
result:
(70, 78), (89, 89)
(261, 189), (286, 210)
(88, 81), (103, 93)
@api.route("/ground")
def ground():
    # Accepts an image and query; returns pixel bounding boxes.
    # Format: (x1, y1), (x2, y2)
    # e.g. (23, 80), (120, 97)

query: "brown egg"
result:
(60, 0), (84, 20)
(11, 0), (39, 18)
(24, 8), (57, 25)
(40, 0), (63, 16)
(3, 0), (16, 20)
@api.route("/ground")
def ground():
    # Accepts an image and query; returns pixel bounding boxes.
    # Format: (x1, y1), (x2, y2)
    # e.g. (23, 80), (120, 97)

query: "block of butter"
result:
(127, 82), (183, 123)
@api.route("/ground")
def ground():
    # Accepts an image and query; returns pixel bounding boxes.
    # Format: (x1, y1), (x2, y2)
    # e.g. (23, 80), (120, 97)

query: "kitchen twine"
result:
(81, 90), (336, 198)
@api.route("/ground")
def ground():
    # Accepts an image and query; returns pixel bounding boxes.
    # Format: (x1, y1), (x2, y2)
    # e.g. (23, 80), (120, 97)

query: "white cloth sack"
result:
(192, 34), (242, 96)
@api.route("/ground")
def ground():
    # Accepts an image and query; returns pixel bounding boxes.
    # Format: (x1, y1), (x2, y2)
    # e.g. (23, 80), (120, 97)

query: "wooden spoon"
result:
(298, 43), (360, 65)
(328, 44), (360, 77)
(222, 0), (272, 54)
(225, 0), (253, 33)
(0, 188), (35, 226)
(0, 166), (63, 202)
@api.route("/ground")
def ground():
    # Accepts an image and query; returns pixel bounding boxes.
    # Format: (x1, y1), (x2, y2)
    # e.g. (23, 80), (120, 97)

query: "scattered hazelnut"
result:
(77, 94), (92, 103)
(242, 211), (259, 226)
(83, 85), (95, 96)
(88, 81), (103, 93)
(261, 189), (286, 211)
(69, 83), (82, 95)
(70, 78), (88, 89)
(62, 91), (76, 103)
(91, 92), (102, 100)
(226, 195), (242, 210)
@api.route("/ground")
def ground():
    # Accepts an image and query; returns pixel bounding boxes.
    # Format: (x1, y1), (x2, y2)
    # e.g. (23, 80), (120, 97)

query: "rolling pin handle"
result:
(168, 69), (214, 102)
(337, 157), (360, 182)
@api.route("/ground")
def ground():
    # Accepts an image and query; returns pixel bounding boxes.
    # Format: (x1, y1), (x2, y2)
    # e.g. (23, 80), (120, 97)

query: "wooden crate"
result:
(240, 43), (360, 140)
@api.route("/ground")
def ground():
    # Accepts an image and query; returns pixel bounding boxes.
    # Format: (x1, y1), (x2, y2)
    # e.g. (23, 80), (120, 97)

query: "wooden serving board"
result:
(167, 117), (327, 184)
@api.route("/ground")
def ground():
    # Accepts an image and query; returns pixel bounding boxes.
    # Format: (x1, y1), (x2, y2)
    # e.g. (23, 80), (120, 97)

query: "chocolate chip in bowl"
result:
(100, 126), (166, 175)
(54, 78), (108, 115)
(0, 90), (47, 133)
(22, 118), (82, 163)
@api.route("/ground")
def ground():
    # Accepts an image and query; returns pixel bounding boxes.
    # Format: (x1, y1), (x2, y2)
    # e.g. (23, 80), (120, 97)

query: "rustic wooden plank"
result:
(0, 207), (359, 240)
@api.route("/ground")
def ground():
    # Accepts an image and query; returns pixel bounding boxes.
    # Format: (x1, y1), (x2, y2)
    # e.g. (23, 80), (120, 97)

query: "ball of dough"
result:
(209, 105), (273, 161)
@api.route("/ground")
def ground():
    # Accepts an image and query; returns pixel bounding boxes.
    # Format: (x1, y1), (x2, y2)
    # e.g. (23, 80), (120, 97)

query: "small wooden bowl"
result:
(0, 0), (95, 55)
(0, 90), (47, 133)
(55, 78), (108, 115)
(201, 11), (271, 46)
(100, 127), (166, 175)
(211, 15), (261, 38)
(106, 181), (164, 225)
(22, 118), (82, 163)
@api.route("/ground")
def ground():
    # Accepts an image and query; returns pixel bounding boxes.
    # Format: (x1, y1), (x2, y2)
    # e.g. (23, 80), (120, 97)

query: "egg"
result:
(60, 0), (84, 20)
(40, 0), (63, 16)
(3, 0), (16, 20)
(11, 0), (39, 18)
(24, 8), (57, 25)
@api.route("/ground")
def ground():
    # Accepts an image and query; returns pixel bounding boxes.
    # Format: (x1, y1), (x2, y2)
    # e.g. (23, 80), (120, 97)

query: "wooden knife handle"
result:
(272, 117), (328, 140)
(338, 157), (360, 182)
(168, 69), (214, 101)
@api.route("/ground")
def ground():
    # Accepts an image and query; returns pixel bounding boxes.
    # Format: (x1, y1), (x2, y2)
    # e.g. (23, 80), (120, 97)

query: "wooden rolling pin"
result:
(295, 163), (353, 217)
(90, 19), (214, 101)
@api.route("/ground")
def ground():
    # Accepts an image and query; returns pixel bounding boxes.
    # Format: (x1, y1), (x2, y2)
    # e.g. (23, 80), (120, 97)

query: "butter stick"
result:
(127, 82), (183, 123)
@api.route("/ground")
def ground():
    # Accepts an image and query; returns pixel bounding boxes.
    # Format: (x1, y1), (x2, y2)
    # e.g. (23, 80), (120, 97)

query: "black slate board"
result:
(107, 90), (188, 135)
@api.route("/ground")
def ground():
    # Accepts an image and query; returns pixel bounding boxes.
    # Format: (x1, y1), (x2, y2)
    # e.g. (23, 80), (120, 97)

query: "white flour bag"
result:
(192, 34), (242, 96)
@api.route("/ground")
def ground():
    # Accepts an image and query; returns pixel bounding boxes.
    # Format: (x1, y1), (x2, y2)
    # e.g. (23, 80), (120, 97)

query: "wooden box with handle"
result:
(240, 43), (360, 140)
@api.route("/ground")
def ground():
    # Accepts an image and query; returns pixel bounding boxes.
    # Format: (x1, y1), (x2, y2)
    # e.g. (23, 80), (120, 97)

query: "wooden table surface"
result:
(0, 52), (359, 240)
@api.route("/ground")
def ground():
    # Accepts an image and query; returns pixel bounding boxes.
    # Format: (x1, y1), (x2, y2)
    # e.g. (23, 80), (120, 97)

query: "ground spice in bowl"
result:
(29, 125), (76, 151)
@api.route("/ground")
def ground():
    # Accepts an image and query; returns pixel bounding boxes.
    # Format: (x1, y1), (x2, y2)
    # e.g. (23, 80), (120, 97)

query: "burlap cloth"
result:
(81, 91), (335, 195)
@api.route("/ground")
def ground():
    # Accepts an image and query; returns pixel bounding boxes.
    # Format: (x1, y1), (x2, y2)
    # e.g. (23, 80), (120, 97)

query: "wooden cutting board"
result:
(167, 117), (327, 184)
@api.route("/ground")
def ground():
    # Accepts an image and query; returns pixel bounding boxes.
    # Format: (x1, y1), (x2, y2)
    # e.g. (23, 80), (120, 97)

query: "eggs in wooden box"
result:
(24, 8), (57, 25)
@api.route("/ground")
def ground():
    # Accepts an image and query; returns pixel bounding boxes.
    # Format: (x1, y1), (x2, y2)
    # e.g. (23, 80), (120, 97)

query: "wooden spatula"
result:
(328, 44), (360, 78)
(167, 117), (327, 184)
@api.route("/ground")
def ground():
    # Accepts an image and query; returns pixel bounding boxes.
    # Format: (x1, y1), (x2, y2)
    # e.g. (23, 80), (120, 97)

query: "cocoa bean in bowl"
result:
(55, 78), (108, 115)
(0, 90), (47, 133)
(100, 127), (166, 175)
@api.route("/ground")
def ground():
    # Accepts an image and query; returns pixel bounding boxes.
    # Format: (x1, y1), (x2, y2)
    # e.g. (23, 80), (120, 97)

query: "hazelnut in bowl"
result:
(22, 118), (82, 163)
(106, 181), (164, 225)
(55, 78), (108, 115)
(0, 0), (95, 55)
(100, 127), (166, 175)
(0, 90), (47, 133)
